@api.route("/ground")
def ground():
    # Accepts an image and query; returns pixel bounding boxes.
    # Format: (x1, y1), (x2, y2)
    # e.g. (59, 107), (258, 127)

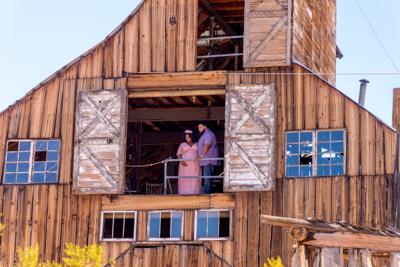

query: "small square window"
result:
(101, 212), (136, 241)
(48, 140), (60, 151)
(195, 210), (231, 240)
(20, 141), (31, 151)
(36, 141), (47, 151)
(148, 211), (183, 240)
(3, 139), (61, 184)
(32, 173), (45, 183)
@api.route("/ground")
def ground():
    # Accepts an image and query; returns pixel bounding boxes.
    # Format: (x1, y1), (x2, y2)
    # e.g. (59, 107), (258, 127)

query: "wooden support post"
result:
(392, 88), (400, 130)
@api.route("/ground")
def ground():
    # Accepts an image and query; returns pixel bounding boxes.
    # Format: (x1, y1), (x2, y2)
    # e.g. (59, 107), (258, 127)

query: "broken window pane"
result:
(148, 211), (183, 240)
(7, 141), (19, 151)
(286, 131), (314, 177)
(286, 130), (345, 177)
(101, 212), (136, 240)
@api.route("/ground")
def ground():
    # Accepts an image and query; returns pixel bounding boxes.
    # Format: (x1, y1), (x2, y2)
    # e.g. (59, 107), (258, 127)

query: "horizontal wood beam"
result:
(101, 193), (235, 211)
(261, 215), (343, 233)
(304, 232), (400, 252)
(141, 130), (225, 145)
(262, 215), (400, 252)
(129, 107), (225, 122)
(127, 71), (227, 98)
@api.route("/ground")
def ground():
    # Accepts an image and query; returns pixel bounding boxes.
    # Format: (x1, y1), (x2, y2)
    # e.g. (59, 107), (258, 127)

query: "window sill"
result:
(102, 193), (235, 211)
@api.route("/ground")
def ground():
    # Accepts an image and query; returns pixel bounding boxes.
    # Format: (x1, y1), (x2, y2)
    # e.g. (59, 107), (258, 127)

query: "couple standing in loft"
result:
(176, 121), (219, 195)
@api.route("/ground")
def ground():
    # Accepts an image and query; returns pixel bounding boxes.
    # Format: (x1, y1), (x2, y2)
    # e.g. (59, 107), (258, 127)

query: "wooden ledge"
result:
(127, 71), (227, 98)
(101, 193), (235, 211)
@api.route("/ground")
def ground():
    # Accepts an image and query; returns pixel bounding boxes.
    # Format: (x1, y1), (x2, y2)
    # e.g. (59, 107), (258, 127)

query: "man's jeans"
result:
(202, 164), (215, 194)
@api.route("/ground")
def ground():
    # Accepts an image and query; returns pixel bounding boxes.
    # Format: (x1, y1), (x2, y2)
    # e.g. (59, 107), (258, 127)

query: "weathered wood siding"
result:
(0, 66), (398, 266)
(292, 0), (337, 84)
(0, 0), (397, 265)
(243, 0), (292, 67)
(224, 84), (276, 191)
(73, 89), (127, 194)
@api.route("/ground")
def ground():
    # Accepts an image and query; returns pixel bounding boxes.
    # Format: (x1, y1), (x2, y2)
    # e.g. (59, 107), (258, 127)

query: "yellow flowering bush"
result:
(264, 256), (284, 267)
(16, 243), (112, 267)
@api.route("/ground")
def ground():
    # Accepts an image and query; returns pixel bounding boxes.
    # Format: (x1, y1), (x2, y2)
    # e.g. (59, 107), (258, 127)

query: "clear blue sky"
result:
(0, 0), (399, 126)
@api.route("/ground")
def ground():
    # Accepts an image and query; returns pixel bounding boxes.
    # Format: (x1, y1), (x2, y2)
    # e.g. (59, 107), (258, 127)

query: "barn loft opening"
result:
(197, 0), (245, 71)
(125, 94), (225, 195)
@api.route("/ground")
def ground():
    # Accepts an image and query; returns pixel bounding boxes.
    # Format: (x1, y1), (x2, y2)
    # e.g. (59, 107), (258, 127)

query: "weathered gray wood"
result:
(224, 84), (276, 191)
(73, 89), (127, 194)
(320, 248), (343, 267)
(243, 0), (292, 67)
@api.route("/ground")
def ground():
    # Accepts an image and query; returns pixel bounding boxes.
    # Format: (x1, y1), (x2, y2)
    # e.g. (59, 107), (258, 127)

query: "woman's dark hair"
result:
(183, 132), (197, 143)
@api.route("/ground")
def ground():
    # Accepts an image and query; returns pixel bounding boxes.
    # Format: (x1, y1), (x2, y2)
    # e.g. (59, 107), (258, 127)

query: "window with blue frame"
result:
(195, 210), (231, 240)
(148, 211), (183, 240)
(285, 130), (345, 177)
(3, 139), (61, 184)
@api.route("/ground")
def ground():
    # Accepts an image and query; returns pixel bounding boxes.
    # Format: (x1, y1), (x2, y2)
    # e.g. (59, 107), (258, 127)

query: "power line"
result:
(353, 0), (400, 74)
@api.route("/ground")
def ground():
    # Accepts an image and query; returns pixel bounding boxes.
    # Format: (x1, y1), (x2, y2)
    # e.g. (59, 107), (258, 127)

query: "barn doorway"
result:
(125, 94), (226, 195)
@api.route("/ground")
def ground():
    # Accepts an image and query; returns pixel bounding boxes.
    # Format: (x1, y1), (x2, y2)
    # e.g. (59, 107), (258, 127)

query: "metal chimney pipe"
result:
(358, 79), (370, 107)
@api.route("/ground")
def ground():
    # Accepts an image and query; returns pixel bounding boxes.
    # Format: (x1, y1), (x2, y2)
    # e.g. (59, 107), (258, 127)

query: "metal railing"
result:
(163, 157), (224, 194)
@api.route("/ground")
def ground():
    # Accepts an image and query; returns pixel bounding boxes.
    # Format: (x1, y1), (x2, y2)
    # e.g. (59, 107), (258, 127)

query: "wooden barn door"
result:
(224, 84), (276, 191)
(243, 0), (292, 68)
(73, 89), (127, 194)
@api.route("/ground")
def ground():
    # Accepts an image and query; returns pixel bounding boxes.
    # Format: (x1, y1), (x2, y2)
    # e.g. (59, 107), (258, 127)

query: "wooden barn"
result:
(1, 0), (400, 266)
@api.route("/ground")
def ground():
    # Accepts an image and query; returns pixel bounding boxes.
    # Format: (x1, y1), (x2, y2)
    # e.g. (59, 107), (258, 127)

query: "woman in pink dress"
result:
(176, 130), (201, 194)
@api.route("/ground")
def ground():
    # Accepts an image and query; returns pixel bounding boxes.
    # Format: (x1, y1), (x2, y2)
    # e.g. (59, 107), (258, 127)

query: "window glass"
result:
(3, 139), (60, 184)
(4, 140), (32, 184)
(171, 212), (183, 238)
(149, 212), (160, 238)
(148, 211), (183, 240)
(285, 131), (313, 177)
(285, 130), (345, 177)
(101, 212), (136, 240)
(316, 130), (345, 177)
(196, 210), (231, 239)
(32, 140), (60, 183)
(196, 211), (207, 238)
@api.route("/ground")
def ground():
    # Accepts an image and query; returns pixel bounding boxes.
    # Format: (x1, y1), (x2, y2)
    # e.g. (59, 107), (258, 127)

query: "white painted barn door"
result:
(224, 84), (276, 191)
(73, 89), (127, 194)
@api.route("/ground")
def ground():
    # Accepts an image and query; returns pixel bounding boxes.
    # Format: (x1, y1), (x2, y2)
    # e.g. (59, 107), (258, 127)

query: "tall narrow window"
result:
(285, 130), (345, 177)
(195, 210), (231, 240)
(3, 139), (61, 184)
(100, 211), (136, 241)
(148, 211), (183, 240)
